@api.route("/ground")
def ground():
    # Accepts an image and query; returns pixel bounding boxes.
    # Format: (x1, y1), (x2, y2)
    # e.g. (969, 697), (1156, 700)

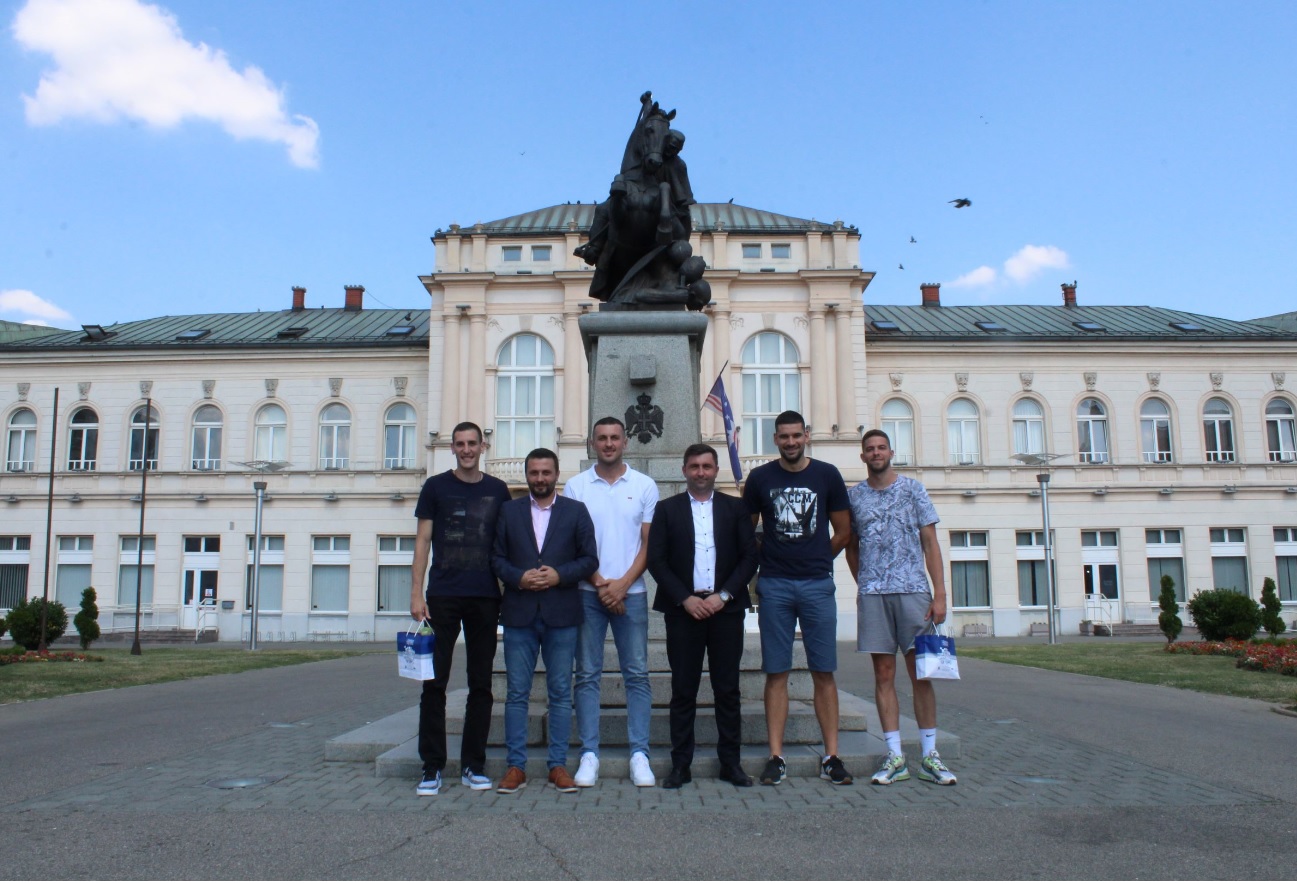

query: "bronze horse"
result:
(575, 92), (710, 311)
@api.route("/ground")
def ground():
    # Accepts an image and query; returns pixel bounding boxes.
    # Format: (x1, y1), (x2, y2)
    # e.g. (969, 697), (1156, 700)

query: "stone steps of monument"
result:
(493, 668), (814, 705)
(490, 634), (805, 675)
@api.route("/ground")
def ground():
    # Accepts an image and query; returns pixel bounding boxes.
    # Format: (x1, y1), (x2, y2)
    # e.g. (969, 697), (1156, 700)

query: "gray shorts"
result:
(857, 592), (931, 655)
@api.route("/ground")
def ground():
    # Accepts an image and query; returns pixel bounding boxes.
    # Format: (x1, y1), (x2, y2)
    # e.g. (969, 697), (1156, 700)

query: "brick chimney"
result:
(343, 284), (364, 312)
(920, 282), (941, 308)
(291, 286), (306, 312)
(1061, 281), (1077, 307)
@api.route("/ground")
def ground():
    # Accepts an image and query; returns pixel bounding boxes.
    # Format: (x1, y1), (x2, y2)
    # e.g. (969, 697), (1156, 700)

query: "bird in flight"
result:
(950, 198), (972, 208)
(909, 236), (917, 243)
(898, 263), (905, 270)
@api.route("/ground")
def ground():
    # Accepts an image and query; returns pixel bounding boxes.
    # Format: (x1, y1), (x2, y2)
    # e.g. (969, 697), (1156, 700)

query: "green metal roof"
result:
(863, 304), (1297, 342)
(0, 319), (65, 344)
(0, 308), (429, 352)
(435, 203), (852, 238)
(1251, 310), (1297, 333)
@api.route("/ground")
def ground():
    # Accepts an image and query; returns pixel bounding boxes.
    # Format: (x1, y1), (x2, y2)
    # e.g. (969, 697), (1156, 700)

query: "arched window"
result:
(1202, 397), (1235, 463)
(191, 405), (223, 470)
(67, 407), (99, 471)
(1076, 398), (1109, 464)
(1140, 398), (1173, 463)
(5, 409), (37, 472)
(880, 399), (914, 466)
(254, 404), (287, 463)
(1012, 398), (1045, 456)
(495, 334), (555, 458)
(318, 403), (351, 470)
(128, 406), (159, 471)
(384, 403), (417, 469)
(946, 398), (980, 465)
(741, 332), (801, 456)
(1267, 398), (1297, 462)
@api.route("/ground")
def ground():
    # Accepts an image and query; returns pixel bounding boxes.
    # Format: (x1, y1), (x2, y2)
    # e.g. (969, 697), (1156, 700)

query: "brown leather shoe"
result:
(497, 766), (527, 794)
(548, 766), (578, 793)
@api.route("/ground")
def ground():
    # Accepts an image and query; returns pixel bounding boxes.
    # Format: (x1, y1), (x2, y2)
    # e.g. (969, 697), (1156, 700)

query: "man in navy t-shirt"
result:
(410, 422), (512, 797)
(742, 410), (853, 787)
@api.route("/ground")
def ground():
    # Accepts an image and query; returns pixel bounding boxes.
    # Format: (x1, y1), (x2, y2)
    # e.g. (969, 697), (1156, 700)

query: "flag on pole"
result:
(703, 373), (743, 482)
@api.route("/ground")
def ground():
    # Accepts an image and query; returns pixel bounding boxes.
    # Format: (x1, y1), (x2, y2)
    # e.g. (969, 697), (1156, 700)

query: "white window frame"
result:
(54, 535), (93, 609)
(128, 405), (159, 472)
(880, 398), (914, 466)
(191, 404), (223, 471)
(1266, 398), (1297, 463)
(1202, 397), (1235, 463)
(1076, 398), (1110, 464)
(1140, 398), (1173, 464)
(1015, 530), (1054, 608)
(310, 535), (351, 612)
(530, 245), (551, 262)
(741, 243), (762, 259)
(68, 407), (99, 471)
(1146, 528), (1186, 603)
(254, 404), (287, 463)
(1012, 398), (1045, 457)
(384, 403), (417, 470)
(6, 408), (37, 473)
(1209, 527), (1249, 595)
(741, 332), (802, 457)
(495, 334), (556, 459)
(946, 398), (981, 466)
(246, 534), (285, 612)
(117, 535), (157, 607)
(949, 530), (990, 609)
(1275, 527), (1297, 603)
(318, 403), (351, 470)
(771, 243), (792, 260)
(501, 245), (522, 262)
(0, 536), (32, 610)
(377, 536), (416, 613)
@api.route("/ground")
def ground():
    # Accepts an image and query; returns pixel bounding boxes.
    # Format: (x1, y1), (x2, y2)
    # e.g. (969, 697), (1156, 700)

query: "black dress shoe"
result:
(662, 766), (692, 789)
(718, 764), (754, 787)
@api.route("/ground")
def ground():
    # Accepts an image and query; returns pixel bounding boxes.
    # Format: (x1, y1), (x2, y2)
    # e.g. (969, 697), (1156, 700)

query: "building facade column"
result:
(467, 312), (487, 429)
(562, 309), (584, 442)
(439, 309), (462, 435)
(808, 306), (831, 439)
(834, 305), (857, 436)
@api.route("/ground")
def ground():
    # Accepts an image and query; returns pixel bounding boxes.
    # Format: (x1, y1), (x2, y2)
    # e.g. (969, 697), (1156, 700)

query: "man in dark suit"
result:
(647, 443), (759, 788)
(491, 448), (599, 795)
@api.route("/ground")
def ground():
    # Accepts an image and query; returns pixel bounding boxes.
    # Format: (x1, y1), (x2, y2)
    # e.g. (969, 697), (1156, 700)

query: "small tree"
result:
(6, 597), (69, 651)
(1157, 573), (1183, 644)
(74, 587), (101, 650)
(1187, 588), (1262, 642)
(1260, 577), (1287, 638)
(0, 614), (7, 640)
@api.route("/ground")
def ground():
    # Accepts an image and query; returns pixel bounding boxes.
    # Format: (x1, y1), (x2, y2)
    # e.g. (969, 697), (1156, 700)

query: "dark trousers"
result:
(418, 595), (500, 775)
(664, 608), (745, 769)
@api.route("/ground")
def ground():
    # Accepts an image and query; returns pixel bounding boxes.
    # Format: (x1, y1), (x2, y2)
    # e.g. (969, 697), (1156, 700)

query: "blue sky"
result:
(3, 0), (1295, 329)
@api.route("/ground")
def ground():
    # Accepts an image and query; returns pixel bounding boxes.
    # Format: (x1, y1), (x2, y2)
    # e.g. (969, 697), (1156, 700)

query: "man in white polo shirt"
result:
(564, 416), (660, 787)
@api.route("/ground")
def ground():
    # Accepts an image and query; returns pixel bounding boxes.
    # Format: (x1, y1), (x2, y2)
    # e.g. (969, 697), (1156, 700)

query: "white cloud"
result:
(947, 265), (997, 288)
(12, 0), (320, 168)
(1003, 244), (1070, 284)
(0, 288), (73, 321)
(22, 319), (52, 327)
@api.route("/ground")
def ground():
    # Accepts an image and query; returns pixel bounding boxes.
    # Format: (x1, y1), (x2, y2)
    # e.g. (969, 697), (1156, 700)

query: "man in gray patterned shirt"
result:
(845, 429), (957, 787)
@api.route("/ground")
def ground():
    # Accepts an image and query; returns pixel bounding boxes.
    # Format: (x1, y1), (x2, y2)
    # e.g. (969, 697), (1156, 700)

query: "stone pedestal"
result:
(578, 311), (708, 483)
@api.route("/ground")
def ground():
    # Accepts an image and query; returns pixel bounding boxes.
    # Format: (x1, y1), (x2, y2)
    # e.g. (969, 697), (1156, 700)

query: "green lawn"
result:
(0, 647), (380, 705)
(959, 642), (1297, 706)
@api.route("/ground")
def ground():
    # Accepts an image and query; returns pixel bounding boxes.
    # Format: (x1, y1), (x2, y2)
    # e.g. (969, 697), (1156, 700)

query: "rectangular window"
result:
(531, 245), (551, 261)
(55, 535), (94, 608)
(183, 536), (220, 553)
(1210, 527), (1249, 594)
(245, 535), (285, 611)
(0, 537), (31, 609)
(771, 243), (791, 260)
(501, 246), (522, 261)
(741, 243), (762, 259)
(311, 535), (350, 611)
(1146, 528), (1186, 602)
(1015, 530), (1052, 606)
(1081, 530), (1118, 547)
(949, 530), (989, 607)
(377, 535), (416, 612)
(117, 533), (156, 607)
(1274, 527), (1297, 602)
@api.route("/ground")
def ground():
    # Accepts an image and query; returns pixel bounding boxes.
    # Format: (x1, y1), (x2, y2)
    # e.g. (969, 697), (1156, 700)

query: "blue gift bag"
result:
(914, 623), (959, 680)
(397, 621), (436, 681)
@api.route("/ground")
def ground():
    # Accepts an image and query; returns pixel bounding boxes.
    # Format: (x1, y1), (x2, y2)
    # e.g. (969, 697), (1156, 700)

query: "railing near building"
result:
(486, 458), (526, 484)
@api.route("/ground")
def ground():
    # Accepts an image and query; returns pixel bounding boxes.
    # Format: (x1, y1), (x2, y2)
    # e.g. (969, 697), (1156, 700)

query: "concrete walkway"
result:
(2, 637), (1295, 879)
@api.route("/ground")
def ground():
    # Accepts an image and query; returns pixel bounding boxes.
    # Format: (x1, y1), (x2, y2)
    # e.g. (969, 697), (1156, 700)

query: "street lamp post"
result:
(249, 481), (267, 651)
(1013, 452), (1066, 645)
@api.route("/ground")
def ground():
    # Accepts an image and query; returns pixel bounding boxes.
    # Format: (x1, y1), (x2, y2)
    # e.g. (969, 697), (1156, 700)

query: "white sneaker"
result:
(630, 751), (655, 787)
(574, 751), (599, 787)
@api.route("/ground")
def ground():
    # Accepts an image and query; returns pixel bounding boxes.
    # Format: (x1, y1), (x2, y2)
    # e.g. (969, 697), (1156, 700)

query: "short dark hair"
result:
(774, 410), (805, 431)
(450, 421), (483, 442)
(524, 447), (559, 471)
(592, 416), (625, 433)
(682, 443), (718, 466)
(861, 428), (891, 449)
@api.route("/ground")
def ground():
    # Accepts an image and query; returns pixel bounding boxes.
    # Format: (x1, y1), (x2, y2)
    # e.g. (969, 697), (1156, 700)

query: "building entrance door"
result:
(1083, 563), (1121, 625)
(182, 569), (218, 630)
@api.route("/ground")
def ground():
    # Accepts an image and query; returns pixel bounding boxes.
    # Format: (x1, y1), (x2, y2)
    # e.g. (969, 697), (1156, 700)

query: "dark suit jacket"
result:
(492, 495), (598, 628)
(647, 490), (758, 615)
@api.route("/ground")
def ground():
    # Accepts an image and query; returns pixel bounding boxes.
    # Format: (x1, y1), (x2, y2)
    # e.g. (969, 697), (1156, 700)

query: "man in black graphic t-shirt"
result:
(410, 422), (511, 797)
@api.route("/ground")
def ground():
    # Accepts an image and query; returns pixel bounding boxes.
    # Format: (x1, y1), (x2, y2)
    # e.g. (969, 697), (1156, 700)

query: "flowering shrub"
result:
(1166, 639), (1297, 677)
(0, 650), (100, 666)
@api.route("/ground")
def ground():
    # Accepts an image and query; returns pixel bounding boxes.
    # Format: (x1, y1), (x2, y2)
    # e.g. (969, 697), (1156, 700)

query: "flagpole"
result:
(699, 360), (730, 412)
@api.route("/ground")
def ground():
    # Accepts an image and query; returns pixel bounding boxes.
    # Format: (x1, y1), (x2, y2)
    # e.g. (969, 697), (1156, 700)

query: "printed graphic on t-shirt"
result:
(438, 495), (502, 570)
(769, 488), (818, 540)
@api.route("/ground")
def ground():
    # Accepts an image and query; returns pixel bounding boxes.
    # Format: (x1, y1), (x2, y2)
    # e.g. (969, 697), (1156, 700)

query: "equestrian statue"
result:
(574, 91), (712, 311)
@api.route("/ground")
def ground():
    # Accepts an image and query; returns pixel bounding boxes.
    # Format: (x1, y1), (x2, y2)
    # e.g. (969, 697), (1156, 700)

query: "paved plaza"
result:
(3, 638), (1296, 879)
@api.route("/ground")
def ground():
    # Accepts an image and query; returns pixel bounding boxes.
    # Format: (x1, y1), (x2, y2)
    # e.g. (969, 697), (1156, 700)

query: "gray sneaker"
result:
(916, 750), (957, 786)
(870, 753), (910, 785)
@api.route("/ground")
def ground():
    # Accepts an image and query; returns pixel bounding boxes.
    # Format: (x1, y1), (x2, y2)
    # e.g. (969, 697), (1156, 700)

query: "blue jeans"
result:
(503, 620), (578, 771)
(575, 590), (651, 757)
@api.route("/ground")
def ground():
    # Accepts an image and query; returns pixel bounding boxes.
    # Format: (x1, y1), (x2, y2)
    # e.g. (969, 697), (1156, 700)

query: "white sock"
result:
(884, 730), (902, 757)
(920, 728), (937, 757)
